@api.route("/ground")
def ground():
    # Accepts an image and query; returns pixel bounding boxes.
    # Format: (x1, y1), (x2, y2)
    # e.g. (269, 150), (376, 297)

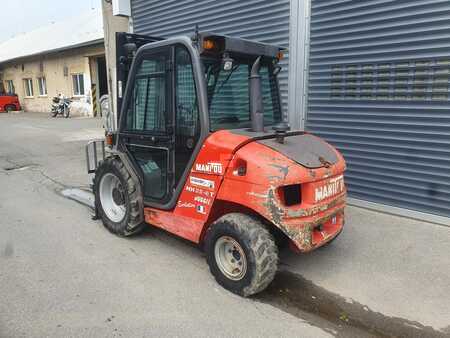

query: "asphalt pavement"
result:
(0, 112), (449, 337)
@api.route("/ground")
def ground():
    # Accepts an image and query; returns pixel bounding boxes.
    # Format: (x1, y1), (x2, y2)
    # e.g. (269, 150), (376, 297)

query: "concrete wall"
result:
(102, 0), (130, 129)
(1, 44), (104, 115)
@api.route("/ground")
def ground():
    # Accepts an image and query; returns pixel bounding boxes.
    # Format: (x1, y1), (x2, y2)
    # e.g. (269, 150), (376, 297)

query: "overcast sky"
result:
(0, 0), (102, 43)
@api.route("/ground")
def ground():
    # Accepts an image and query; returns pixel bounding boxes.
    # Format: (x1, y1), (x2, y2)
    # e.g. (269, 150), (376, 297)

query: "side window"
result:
(126, 54), (167, 133)
(174, 46), (200, 184)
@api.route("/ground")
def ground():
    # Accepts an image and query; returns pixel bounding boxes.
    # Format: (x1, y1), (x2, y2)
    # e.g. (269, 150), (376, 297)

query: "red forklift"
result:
(86, 32), (346, 296)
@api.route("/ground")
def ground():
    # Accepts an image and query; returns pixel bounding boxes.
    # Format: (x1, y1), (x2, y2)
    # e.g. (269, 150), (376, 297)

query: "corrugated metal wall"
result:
(130, 0), (291, 113)
(307, 0), (450, 218)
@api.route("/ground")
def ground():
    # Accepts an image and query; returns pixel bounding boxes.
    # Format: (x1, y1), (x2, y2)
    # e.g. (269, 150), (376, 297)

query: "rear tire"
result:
(63, 106), (70, 118)
(205, 213), (278, 297)
(5, 105), (15, 113)
(94, 157), (144, 236)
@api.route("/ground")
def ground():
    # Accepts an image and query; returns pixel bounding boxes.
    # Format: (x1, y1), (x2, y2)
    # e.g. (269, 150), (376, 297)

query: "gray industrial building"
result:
(106, 0), (450, 225)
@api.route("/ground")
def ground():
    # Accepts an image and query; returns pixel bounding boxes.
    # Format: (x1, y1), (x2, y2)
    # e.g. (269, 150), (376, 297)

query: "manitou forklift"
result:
(86, 31), (346, 297)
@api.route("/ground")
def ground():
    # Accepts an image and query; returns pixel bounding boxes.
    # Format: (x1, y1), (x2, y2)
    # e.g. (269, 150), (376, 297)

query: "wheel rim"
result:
(99, 173), (126, 223)
(214, 236), (247, 281)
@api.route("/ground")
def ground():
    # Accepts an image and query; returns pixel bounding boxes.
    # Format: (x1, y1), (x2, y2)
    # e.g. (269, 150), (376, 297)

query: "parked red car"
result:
(0, 94), (21, 112)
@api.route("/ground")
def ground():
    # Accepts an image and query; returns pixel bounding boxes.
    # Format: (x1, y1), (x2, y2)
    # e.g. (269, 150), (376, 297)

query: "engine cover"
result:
(257, 133), (339, 168)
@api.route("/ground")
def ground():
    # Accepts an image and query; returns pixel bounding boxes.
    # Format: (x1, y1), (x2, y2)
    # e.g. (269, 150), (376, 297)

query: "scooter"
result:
(51, 94), (71, 118)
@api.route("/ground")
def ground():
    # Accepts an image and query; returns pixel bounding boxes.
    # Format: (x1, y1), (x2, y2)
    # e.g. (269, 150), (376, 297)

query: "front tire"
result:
(5, 105), (15, 113)
(205, 213), (278, 297)
(94, 157), (144, 236)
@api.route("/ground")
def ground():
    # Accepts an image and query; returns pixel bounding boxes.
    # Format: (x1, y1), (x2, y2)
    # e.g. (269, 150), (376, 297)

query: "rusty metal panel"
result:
(130, 0), (290, 113)
(307, 0), (450, 218)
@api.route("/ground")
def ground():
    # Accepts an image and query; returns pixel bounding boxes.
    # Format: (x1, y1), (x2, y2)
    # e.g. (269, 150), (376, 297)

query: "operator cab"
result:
(116, 32), (286, 209)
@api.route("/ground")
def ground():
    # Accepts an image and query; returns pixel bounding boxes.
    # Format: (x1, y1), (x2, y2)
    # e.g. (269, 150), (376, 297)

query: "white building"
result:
(0, 9), (107, 116)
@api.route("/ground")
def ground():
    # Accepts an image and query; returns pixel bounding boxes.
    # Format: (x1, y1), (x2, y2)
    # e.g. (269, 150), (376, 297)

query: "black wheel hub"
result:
(232, 249), (241, 261)
(112, 187), (125, 205)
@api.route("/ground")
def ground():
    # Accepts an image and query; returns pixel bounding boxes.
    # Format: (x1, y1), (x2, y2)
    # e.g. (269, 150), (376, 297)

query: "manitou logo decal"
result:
(195, 162), (223, 174)
(315, 175), (345, 203)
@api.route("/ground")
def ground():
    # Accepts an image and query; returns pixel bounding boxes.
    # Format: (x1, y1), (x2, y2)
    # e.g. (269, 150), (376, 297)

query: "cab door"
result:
(119, 47), (174, 204)
(118, 42), (204, 208)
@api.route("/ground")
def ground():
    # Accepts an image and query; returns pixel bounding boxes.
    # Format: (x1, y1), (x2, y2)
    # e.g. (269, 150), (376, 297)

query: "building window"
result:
(37, 77), (47, 96)
(72, 73), (85, 96)
(330, 58), (450, 101)
(6, 80), (15, 94)
(24, 78), (33, 97)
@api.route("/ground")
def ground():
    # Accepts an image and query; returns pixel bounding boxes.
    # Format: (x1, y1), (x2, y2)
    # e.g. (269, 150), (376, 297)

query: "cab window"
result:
(126, 55), (167, 133)
(203, 58), (281, 131)
(174, 46), (200, 184)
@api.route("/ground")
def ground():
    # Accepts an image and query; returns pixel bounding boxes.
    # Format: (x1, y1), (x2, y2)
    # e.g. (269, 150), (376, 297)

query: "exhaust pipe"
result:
(250, 56), (264, 132)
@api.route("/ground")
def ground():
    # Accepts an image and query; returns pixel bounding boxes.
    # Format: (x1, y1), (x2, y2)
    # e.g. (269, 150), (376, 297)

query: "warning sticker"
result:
(189, 176), (215, 189)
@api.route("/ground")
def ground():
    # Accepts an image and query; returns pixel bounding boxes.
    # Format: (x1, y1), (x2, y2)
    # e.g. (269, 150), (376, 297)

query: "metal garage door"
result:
(307, 0), (450, 218)
(130, 0), (291, 113)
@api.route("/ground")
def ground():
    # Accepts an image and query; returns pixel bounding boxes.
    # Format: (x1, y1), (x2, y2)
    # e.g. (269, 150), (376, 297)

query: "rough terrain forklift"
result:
(86, 31), (346, 297)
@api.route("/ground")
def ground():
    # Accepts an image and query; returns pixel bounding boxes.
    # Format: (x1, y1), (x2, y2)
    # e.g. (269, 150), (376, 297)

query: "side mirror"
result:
(121, 43), (137, 69)
(123, 42), (137, 56)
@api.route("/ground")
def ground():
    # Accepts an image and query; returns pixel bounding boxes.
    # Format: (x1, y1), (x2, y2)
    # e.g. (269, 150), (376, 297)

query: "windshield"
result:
(203, 58), (282, 131)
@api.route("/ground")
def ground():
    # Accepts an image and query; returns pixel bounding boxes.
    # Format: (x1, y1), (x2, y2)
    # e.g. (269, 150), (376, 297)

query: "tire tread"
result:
(94, 156), (144, 237)
(206, 213), (279, 297)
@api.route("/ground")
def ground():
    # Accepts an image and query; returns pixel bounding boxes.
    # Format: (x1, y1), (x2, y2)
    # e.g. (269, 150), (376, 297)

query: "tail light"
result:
(232, 158), (247, 176)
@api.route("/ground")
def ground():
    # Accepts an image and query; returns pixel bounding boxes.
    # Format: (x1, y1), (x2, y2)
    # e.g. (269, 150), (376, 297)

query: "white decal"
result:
(194, 196), (211, 205)
(177, 201), (195, 208)
(190, 176), (215, 189)
(196, 205), (206, 214)
(185, 185), (215, 197)
(195, 162), (223, 174)
(185, 186), (195, 192)
(314, 175), (345, 203)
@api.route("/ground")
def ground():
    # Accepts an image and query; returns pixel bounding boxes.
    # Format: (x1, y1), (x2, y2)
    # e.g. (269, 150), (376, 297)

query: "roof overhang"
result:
(0, 38), (104, 66)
